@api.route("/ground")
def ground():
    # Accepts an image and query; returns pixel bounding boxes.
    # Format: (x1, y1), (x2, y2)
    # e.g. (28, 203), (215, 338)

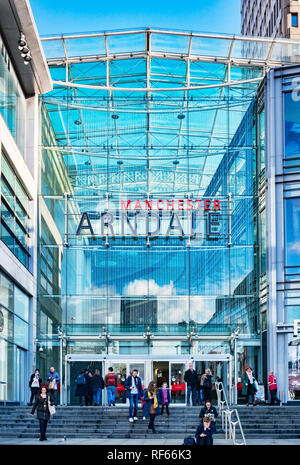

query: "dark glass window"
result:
(292, 13), (298, 27)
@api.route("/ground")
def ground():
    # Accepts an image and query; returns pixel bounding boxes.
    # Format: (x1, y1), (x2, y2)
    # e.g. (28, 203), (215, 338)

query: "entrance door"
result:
(195, 360), (229, 402)
(68, 360), (103, 405)
(170, 362), (186, 403)
(153, 361), (169, 388)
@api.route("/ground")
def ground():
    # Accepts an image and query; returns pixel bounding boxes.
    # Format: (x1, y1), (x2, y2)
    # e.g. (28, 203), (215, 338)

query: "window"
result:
(291, 13), (298, 27)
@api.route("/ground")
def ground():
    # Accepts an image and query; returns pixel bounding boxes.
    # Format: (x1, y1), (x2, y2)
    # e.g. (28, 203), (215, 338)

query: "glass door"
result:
(111, 363), (127, 404)
(68, 360), (103, 405)
(170, 362), (186, 403)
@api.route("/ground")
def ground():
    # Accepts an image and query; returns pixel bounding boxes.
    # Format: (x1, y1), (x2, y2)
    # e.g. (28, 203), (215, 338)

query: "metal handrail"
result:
(215, 382), (246, 445)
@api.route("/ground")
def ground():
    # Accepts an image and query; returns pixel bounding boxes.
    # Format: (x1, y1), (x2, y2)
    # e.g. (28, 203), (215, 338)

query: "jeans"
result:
(186, 385), (197, 406)
(49, 389), (58, 406)
(270, 389), (277, 405)
(39, 419), (48, 440)
(29, 387), (39, 405)
(129, 393), (139, 418)
(197, 389), (204, 404)
(107, 386), (116, 405)
(93, 388), (102, 405)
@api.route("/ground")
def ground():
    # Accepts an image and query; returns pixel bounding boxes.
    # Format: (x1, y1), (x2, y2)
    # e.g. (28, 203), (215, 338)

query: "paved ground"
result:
(0, 437), (299, 445)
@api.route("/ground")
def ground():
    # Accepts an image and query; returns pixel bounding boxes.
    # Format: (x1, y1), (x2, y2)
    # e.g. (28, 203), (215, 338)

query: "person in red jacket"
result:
(268, 371), (278, 405)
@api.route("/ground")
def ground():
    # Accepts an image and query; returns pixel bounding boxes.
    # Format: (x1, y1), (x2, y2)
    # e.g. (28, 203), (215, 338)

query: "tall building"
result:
(0, 0), (51, 403)
(241, 0), (300, 39)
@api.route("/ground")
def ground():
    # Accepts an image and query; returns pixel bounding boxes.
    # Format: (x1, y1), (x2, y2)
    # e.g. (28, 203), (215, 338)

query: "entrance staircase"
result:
(0, 405), (221, 440)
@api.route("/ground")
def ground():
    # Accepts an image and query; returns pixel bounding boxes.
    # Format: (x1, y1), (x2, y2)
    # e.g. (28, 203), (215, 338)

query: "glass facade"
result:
(0, 270), (30, 402)
(37, 30), (266, 394)
(0, 152), (31, 268)
(0, 33), (26, 154)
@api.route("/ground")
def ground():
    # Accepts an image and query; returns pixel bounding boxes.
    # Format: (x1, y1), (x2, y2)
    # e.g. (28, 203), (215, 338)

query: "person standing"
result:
(201, 368), (213, 402)
(184, 362), (198, 406)
(195, 416), (215, 446)
(30, 386), (54, 441)
(91, 369), (104, 406)
(268, 371), (278, 405)
(124, 369), (143, 423)
(144, 381), (160, 433)
(85, 371), (94, 406)
(242, 367), (257, 407)
(157, 381), (171, 416)
(104, 366), (117, 406)
(196, 373), (204, 405)
(29, 369), (42, 406)
(75, 369), (88, 406)
(47, 366), (60, 406)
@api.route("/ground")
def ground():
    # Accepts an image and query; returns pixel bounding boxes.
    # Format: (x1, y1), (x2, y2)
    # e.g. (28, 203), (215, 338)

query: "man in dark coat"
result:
(124, 369), (143, 422)
(184, 362), (198, 406)
(195, 416), (215, 446)
(75, 369), (88, 406)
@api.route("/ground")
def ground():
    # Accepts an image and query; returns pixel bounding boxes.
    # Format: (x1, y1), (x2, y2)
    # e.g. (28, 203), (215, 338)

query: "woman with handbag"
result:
(143, 381), (160, 433)
(242, 367), (258, 407)
(30, 386), (55, 441)
(28, 369), (42, 406)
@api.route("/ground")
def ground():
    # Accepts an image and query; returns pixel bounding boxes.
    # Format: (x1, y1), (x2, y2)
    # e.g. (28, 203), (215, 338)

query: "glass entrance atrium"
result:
(37, 29), (300, 382)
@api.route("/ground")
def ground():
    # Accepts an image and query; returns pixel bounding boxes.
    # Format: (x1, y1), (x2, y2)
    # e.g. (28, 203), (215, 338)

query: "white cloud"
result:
(123, 279), (175, 296)
(290, 241), (300, 255)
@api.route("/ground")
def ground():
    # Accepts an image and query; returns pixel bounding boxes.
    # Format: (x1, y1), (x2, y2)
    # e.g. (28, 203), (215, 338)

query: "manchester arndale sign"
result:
(76, 197), (225, 239)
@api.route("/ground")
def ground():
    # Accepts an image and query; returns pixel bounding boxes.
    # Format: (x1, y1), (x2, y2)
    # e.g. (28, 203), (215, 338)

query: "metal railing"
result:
(215, 381), (246, 445)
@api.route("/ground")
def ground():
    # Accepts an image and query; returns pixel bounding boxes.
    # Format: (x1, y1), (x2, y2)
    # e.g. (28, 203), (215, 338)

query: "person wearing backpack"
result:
(104, 367), (117, 406)
(75, 369), (88, 406)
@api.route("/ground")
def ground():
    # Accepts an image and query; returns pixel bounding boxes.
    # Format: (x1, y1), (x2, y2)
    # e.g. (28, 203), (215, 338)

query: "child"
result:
(195, 416), (215, 446)
(157, 382), (171, 416)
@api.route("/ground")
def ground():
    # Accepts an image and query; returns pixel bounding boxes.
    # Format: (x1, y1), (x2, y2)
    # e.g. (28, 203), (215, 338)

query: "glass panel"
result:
(14, 314), (29, 349)
(111, 363), (127, 404)
(0, 305), (13, 340)
(170, 363), (185, 403)
(0, 339), (14, 401)
(129, 363), (145, 387)
(151, 33), (189, 54)
(0, 271), (14, 311)
(288, 342), (300, 400)
(153, 361), (169, 388)
(191, 37), (231, 58)
(14, 286), (29, 321)
(285, 198), (300, 267)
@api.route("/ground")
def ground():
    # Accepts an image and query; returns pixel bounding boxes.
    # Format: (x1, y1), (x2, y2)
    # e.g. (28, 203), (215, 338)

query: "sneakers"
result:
(143, 416), (146, 420)
(129, 418), (134, 423)
(133, 416), (138, 421)
(112, 402), (115, 406)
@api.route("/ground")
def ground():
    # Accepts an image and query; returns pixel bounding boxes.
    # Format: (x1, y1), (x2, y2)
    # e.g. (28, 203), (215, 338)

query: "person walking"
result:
(47, 366), (60, 406)
(157, 381), (171, 416)
(195, 416), (215, 446)
(144, 381), (160, 433)
(196, 373), (204, 405)
(30, 386), (54, 441)
(104, 366), (117, 406)
(268, 371), (278, 405)
(242, 367), (258, 407)
(29, 369), (42, 406)
(184, 362), (198, 406)
(124, 369), (143, 423)
(199, 400), (218, 432)
(91, 369), (104, 406)
(75, 369), (88, 406)
(201, 368), (213, 403)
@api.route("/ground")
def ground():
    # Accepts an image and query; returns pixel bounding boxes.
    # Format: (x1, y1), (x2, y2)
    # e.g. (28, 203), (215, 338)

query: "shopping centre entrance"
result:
(65, 354), (232, 406)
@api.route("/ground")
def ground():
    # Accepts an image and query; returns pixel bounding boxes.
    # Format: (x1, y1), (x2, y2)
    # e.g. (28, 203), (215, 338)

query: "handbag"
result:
(48, 398), (56, 416)
(253, 380), (259, 392)
(48, 379), (56, 390)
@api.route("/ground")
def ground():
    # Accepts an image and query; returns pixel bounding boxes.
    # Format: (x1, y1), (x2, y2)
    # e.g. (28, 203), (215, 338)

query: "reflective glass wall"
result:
(38, 31), (262, 379)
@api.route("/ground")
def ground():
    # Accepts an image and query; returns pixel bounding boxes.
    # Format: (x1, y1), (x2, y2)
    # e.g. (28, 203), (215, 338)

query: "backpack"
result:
(76, 374), (86, 385)
(107, 373), (116, 386)
(183, 437), (196, 446)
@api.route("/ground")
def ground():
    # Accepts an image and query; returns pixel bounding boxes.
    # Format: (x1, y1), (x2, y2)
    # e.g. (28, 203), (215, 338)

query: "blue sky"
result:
(30, 0), (241, 36)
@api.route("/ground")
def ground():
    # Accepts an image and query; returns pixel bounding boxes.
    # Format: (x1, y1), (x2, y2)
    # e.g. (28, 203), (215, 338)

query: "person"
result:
(85, 371), (94, 406)
(237, 377), (243, 398)
(157, 381), (171, 416)
(124, 369), (143, 422)
(195, 416), (215, 446)
(75, 369), (88, 406)
(47, 366), (60, 406)
(29, 369), (42, 406)
(196, 373), (204, 405)
(143, 381), (160, 433)
(184, 362), (198, 406)
(91, 369), (104, 406)
(268, 371), (278, 405)
(201, 368), (213, 402)
(30, 386), (54, 441)
(104, 366), (117, 406)
(242, 367), (257, 407)
(199, 400), (218, 431)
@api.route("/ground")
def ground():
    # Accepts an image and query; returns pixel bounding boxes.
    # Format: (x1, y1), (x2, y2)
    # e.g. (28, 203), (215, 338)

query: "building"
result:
(0, 0), (52, 403)
(1, 1), (300, 407)
(241, 0), (300, 39)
